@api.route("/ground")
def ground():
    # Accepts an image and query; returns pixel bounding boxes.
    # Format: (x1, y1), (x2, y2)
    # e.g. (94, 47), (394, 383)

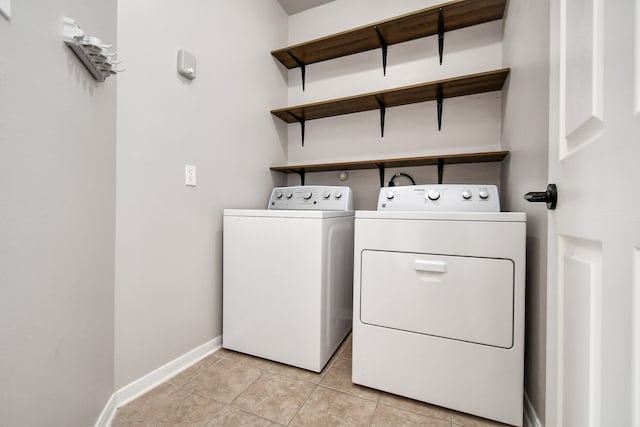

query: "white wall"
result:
(115, 0), (288, 389)
(501, 0), (550, 423)
(282, 0), (505, 208)
(0, 1), (116, 425)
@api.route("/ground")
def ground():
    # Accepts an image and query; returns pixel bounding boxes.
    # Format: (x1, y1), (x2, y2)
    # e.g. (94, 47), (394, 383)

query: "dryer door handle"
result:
(413, 259), (446, 273)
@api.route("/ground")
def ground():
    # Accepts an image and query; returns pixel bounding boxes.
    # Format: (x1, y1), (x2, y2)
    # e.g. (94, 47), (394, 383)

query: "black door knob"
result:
(524, 183), (558, 210)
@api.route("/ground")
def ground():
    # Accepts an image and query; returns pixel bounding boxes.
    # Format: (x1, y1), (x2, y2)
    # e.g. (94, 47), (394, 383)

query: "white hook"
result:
(64, 17), (122, 82)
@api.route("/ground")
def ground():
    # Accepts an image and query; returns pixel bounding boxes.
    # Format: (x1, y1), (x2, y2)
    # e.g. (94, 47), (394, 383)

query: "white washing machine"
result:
(352, 184), (526, 426)
(223, 186), (354, 372)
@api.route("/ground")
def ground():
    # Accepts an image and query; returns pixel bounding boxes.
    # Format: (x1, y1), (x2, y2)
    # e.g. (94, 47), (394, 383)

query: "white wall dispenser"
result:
(63, 17), (123, 82)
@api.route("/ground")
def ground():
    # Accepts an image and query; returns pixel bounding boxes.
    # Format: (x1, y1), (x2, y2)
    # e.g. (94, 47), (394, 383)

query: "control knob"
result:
(479, 190), (489, 200)
(275, 190), (283, 199)
(335, 191), (342, 199)
(286, 191), (293, 199)
(303, 191), (313, 200)
(386, 191), (394, 200)
(323, 191), (331, 199)
(427, 190), (441, 201)
(462, 190), (472, 200)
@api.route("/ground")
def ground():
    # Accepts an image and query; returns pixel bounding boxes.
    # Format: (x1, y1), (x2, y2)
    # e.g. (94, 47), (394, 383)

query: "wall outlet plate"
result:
(185, 165), (196, 186)
(0, 0), (11, 20)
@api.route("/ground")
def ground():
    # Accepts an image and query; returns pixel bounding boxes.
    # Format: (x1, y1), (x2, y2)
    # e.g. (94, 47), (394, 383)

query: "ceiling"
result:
(276, 0), (335, 16)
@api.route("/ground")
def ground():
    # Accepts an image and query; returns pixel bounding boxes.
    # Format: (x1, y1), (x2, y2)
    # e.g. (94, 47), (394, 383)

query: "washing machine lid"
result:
(224, 209), (354, 219)
(355, 210), (525, 222)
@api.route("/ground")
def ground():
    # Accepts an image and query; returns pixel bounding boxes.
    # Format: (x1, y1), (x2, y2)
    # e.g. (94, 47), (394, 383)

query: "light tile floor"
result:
(112, 335), (513, 426)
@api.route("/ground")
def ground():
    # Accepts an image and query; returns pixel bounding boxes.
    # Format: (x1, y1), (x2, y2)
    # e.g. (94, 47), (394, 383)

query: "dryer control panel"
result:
(378, 184), (500, 212)
(269, 186), (353, 211)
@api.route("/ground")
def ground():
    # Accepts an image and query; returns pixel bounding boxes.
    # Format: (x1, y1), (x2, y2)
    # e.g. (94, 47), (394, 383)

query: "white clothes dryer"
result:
(223, 186), (354, 372)
(352, 184), (526, 426)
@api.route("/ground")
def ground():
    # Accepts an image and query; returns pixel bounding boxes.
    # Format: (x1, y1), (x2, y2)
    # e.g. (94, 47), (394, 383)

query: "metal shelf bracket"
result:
(287, 51), (307, 91)
(437, 158), (445, 184)
(288, 111), (306, 146)
(374, 26), (389, 76)
(295, 169), (306, 185)
(436, 83), (444, 131)
(375, 95), (386, 138)
(377, 164), (385, 187)
(438, 8), (445, 65)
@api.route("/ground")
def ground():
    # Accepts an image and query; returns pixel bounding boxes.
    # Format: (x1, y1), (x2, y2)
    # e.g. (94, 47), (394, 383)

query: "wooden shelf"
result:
(271, 0), (506, 72)
(271, 68), (508, 124)
(269, 1), (509, 187)
(271, 150), (509, 186)
(271, 68), (509, 143)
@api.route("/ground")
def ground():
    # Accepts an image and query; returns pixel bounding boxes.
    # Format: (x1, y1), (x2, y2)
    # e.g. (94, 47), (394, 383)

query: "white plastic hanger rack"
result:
(63, 17), (123, 82)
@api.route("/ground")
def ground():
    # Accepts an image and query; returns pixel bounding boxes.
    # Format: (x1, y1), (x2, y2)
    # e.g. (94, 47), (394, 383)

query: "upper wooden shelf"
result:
(271, 68), (509, 138)
(271, 0), (506, 70)
(271, 150), (508, 174)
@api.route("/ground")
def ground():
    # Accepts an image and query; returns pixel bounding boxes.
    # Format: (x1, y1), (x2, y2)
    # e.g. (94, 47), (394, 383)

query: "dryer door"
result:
(360, 250), (514, 348)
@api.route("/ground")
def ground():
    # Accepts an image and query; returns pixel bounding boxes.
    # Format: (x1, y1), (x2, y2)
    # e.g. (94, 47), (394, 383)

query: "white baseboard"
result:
(94, 392), (117, 427)
(524, 391), (543, 427)
(115, 336), (222, 407)
(94, 336), (222, 427)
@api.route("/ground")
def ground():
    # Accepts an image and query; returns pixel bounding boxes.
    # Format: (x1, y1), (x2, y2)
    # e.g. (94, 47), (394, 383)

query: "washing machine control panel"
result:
(269, 186), (353, 210)
(378, 184), (500, 212)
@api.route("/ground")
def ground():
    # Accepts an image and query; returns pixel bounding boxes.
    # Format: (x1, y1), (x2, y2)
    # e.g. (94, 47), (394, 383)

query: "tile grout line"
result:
(316, 383), (380, 403)
(283, 352), (343, 425)
(225, 355), (321, 426)
(179, 353), (269, 414)
(286, 382), (319, 425)
(374, 398), (457, 424)
(368, 400), (380, 427)
(223, 365), (289, 426)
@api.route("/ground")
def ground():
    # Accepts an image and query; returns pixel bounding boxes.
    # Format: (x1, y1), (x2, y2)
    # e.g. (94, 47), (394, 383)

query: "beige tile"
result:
(168, 369), (204, 387)
(337, 335), (352, 360)
(204, 406), (280, 427)
(371, 403), (452, 427)
(290, 386), (377, 427)
(113, 383), (224, 426)
(112, 405), (142, 427)
(169, 355), (224, 386)
(452, 411), (510, 426)
(232, 373), (316, 424)
(192, 353), (225, 370)
(226, 352), (275, 370)
(112, 414), (148, 427)
(184, 358), (263, 403)
(212, 348), (233, 358)
(379, 391), (452, 421)
(267, 361), (326, 383)
(114, 382), (177, 418)
(320, 356), (380, 401)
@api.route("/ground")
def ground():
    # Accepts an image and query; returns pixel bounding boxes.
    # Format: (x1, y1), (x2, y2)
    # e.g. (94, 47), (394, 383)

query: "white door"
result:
(546, 1), (640, 426)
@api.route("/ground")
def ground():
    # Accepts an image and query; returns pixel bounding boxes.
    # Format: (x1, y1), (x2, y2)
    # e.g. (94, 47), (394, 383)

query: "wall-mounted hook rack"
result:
(63, 17), (123, 82)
